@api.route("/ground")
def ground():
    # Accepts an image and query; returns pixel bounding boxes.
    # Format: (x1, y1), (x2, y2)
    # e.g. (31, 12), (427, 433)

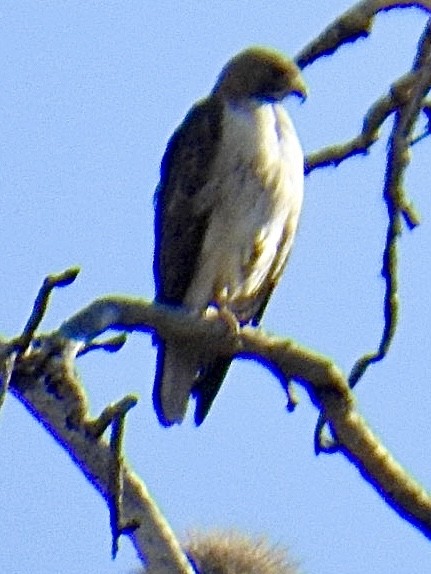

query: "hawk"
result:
(153, 46), (305, 426)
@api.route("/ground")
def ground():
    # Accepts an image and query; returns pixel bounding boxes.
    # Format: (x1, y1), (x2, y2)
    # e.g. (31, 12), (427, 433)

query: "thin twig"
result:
(106, 397), (139, 559)
(87, 395), (138, 439)
(16, 267), (80, 354)
(77, 334), (127, 357)
(305, 70), (429, 175)
(349, 18), (431, 387)
(295, 0), (431, 69)
(87, 396), (140, 557)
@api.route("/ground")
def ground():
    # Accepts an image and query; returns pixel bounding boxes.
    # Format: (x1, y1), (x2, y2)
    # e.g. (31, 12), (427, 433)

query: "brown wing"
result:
(153, 96), (224, 306)
(153, 95), (228, 426)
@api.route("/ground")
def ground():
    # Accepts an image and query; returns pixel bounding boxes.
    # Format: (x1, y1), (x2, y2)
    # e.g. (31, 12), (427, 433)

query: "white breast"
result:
(184, 100), (303, 316)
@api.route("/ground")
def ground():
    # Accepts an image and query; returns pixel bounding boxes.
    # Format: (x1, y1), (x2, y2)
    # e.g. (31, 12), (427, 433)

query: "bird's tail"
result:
(192, 357), (232, 425)
(153, 341), (200, 426)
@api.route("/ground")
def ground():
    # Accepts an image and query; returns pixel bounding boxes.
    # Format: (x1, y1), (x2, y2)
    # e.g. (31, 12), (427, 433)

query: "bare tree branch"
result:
(9, 332), (194, 574)
(304, 69), (426, 174)
(349, 18), (431, 386)
(55, 295), (431, 538)
(105, 397), (140, 559)
(295, 0), (431, 69)
(15, 267), (80, 355)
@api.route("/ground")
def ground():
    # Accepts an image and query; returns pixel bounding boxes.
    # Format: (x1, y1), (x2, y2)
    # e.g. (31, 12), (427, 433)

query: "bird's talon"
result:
(218, 306), (241, 337)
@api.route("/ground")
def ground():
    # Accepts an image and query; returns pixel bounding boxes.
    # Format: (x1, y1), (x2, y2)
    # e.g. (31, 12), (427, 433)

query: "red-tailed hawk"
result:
(153, 46), (305, 426)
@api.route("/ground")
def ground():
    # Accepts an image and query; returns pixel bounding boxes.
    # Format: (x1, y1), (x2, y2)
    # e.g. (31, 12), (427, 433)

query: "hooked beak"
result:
(289, 73), (308, 102)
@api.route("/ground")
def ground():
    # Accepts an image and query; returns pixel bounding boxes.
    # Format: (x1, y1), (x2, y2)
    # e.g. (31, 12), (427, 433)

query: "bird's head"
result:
(212, 46), (307, 104)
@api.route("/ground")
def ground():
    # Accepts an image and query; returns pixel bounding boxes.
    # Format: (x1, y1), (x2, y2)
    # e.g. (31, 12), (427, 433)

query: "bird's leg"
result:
(204, 303), (240, 337)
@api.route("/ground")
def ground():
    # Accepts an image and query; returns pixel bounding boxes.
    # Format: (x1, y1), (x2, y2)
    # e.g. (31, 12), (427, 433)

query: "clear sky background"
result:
(1, 2), (431, 573)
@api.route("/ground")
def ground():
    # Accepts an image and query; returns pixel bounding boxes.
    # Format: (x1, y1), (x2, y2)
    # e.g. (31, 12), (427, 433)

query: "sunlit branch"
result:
(295, 0), (431, 69)
(14, 267), (80, 355)
(3, 282), (194, 574)
(53, 294), (431, 538)
(349, 19), (431, 387)
(9, 338), (194, 574)
(305, 70), (429, 175)
(107, 397), (139, 559)
(84, 395), (141, 558)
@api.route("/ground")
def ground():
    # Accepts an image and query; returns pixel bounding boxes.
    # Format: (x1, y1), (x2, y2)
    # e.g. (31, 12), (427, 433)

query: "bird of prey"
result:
(153, 46), (305, 426)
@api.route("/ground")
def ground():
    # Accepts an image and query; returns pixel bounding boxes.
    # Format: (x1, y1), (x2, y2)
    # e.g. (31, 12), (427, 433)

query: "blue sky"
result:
(1, 2), (431, 573)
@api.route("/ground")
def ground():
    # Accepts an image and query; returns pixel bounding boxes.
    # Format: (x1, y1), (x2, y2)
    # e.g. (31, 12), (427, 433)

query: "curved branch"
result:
(305, 65), (431, 174)
(15, 267), (80, 354)
(349, 19), (431, 386)
(295, 0), (431, 69)
(55, 296), (431, 538)
(9, 335), (194, 574)
(304, 87), (393, 173)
